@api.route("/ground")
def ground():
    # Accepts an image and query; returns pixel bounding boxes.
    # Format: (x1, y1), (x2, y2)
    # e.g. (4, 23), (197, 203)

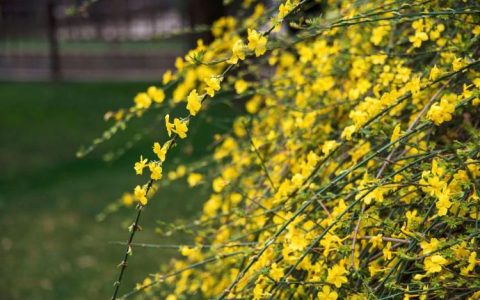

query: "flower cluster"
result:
(88, 1), (480, 299)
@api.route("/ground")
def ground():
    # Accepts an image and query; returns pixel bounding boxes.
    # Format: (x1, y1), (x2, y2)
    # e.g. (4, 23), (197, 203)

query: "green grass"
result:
(0, 82), (238, 299)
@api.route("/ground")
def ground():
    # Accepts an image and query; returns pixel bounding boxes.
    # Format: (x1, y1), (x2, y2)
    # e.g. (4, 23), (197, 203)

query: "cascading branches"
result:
(81, 0), (480, 299)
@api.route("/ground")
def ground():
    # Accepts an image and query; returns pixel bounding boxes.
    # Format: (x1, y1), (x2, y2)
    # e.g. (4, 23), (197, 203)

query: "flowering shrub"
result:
(81, 0), (480, 299)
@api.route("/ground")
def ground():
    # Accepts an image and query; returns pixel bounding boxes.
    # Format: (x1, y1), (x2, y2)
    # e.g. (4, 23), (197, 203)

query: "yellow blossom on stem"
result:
(173, 118), (188, 139)
(121, 193), (134, 207)
(383, 242), (393, 260)
(409, 31), (428, 48)
(429, 65), (442, 81)
(247, 29), (268, 57)
(147, 86), (165, 103)
(162, 70), (172, 85)
(370, 26), (390, 46)
(212, 177), (227, 193)
(436, 188), (452, 216)
(390, 124), (402, 143)
(165, 114), (175, 137)
(420, 238), (440, 255)
(278, 0), (294, 19)
(269, 263), (284, 281)
(452, 57), (465, 72)
(427, 95), (456, 125)
(153, 142), (167, 162)
(148, 162), (162, 180)
(227, 39), (246, 64)
(326, 263), (348, 288)
(204, 77), (222, 97)
(461, 252), (477, 275)
(134, 156), (148, 175)
(234, 79), (249, 94)
(186, 89), (202, 116)
(341, 125), (356, 141)
(187, 173), (203, 187)
(473, 25), (480, 36)
(317, 285), (338, 300)
(134, 92), (152, 109)
(322, 140), (339, 156)
(370, 234), (383, 249)
(424, 255), (447, 274)
(363, 186), (385, 205)
(134, 185), (148, 205)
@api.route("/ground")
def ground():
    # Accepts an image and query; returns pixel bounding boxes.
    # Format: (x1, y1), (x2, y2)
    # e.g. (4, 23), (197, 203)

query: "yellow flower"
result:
(175, 57), (184, 71)
(134, 156), (148, 175)
(253, 280), (269, 300)
(390, 124), (402, 143)
(153, 142), (167, 162)
(121, 193), (134, 207)
(187, 173), (203, 187)
(186, 89), (202, 116)
(322, 140), (339, 156)
(409, 31), (428, 48)
(452, 57), (465, 72)
(134, 92), (152, 109)
(404, 286), (412, 300)
(165, 114), (175, 137)
(227, 39), (246, 64)
(246, 95), (262, 114)
(371, 54), (387, 65)
(461, 251), (477, 275)
(370, 234), (383, 249)
(179, 246), (202, 261)
(278, 0), (294, 19)
(204, 77), (222, 97)
(420, 238), (440, 255)
(306, 150), (320, 169)
(234, 79), (249, 94)
(429, 23), (445, 41)
(407, 76), (421, 95)
(320, 233), (341, 256)
(162, 70), (173, 85)
(429, 65), (442, 81)
(424, 254), (447, 274)
(436, 189), (452, 216)
(473, 25), (480, 36)
(473, 78), (480, 89)
(135, 277), (152, 292)
(383, 242), (393, 260)
(341, 125), (356, 141)
(427, 96), (456, 125)
(269, 263), (284, 281)
(370, 26), (390, 46)
(364, 186), (385, 205)
(247, 29), (268, 57)
(134, 185), (148, 205)
(165, 294), (177, 300)
(326, 263), (348, 288)
(148, 162), (162, 180)
(147, 86), (165, 103)
(213, 177), (228, 193)
(174, 118), (188, 139)
(317, 285), (338, 300)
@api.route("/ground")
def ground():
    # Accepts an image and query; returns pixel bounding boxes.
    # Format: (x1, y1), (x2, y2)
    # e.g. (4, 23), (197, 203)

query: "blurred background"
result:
(1, 0), (225, 81)
(0, 0), (236, 299)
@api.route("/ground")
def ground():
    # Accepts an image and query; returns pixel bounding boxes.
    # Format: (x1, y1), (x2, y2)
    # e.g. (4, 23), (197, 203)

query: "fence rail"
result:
(0, 0), (189, 81)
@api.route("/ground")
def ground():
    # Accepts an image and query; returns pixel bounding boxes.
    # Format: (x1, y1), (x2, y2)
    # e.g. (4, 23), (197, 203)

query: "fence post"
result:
(47, 0), (61, 81)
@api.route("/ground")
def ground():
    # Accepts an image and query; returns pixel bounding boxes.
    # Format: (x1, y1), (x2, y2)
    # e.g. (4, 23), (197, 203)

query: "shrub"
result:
(83, 0), (480, 299)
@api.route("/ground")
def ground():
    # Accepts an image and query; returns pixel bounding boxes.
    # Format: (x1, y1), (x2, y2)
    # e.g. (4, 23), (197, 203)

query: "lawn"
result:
(0, 82), (238, 299)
